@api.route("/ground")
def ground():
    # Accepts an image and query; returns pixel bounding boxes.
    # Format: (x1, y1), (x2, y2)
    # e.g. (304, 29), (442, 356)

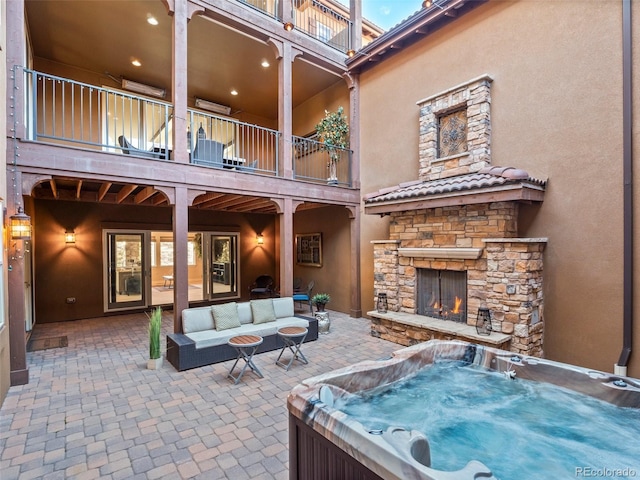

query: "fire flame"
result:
(452, 296), (463, 314)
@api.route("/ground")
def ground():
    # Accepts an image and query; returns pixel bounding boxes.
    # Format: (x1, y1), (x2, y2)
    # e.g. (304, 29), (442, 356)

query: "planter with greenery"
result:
(315, 106), (349, 185)
(147, 306), (163, 369)
(311, 293), (331, 312)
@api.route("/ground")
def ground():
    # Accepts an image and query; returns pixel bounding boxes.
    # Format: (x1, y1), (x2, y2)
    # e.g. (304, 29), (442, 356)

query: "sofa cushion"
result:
(237, 302), (253, 325)
(182, 306), (215, 334)
(273, 297), (295, 319)
(251, 299), (277, 324)
(186, 315), (310, 349)
(212, 302), (241, 331)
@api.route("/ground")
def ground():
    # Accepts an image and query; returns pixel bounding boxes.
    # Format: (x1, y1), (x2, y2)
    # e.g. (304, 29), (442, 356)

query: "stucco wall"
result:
(359, 0), (638, 375)
(293, 205), (352, 314)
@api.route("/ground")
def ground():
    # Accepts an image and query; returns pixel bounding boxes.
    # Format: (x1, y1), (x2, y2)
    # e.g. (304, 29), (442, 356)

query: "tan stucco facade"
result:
(358, 0), (640, 376)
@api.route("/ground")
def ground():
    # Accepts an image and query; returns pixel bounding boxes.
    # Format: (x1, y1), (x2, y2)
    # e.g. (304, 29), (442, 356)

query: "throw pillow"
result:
(211, 302), (241, 331)
(251, 299), (277, 324)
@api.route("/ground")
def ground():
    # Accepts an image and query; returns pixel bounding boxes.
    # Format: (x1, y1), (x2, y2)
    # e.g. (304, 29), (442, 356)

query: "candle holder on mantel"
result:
(376, 293), (388, 313)
(476, 307), (493, 335)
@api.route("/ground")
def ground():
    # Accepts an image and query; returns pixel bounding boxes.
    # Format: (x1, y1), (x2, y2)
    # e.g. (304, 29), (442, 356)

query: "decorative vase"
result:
(147, 357), (163, 370)
(327, 159), (338, 185)
(316, 311), (331, 334)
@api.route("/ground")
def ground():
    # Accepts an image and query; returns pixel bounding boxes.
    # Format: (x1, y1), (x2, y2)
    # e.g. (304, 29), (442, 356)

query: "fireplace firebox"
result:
(417, 269), (467, 323)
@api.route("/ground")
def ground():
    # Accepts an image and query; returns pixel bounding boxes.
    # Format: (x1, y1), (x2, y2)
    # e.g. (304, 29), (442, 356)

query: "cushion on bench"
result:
(187, 316), (310, 349)
(182, 306), (215, 333)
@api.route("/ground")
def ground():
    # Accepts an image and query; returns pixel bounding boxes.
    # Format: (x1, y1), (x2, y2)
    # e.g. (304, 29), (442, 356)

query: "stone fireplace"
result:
(363, 75), (547, 357)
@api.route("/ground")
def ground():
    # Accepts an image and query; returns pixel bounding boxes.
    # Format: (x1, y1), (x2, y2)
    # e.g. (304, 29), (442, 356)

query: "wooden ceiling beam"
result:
(135, 186), (156, 204)
(98, 182), (112, 201)
(193, 192), (225, 206)
(49, 179), (58, 199)
(116, 184), (137, 204)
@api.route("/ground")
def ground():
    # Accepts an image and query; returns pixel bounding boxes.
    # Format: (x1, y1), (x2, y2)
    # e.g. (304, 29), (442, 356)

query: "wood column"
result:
(173, 186), (189, 333)
(350, 0), (363, 52)
(349, 206), (362, 318)
(171, 0), (189, 164)
(278, 198), (294, 296)
(8, 170), (28, 385)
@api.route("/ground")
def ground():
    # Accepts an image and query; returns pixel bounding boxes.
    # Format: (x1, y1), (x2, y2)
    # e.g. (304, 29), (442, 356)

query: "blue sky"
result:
(336, 1), (423, 31)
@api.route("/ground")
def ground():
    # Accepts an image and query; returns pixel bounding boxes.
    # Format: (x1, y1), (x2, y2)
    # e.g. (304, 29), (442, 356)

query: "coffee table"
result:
(227, 335), (264, 384)
(275, 326), (308, 371)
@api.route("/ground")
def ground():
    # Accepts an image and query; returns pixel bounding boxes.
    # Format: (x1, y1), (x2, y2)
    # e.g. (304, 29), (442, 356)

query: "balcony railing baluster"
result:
(22, 69), (352, 186)
(292, 134), (352, 187)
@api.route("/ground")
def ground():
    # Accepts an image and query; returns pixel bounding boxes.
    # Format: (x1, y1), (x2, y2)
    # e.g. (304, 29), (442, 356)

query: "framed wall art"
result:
(296, 233), (322, 267)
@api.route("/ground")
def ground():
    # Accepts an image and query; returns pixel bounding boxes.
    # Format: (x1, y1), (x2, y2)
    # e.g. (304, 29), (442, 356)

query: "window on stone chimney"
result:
(438, 109), (468, 158)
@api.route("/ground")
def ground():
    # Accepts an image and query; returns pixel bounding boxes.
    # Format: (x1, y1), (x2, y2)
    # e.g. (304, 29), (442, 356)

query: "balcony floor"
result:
(0, 310), (398, 479)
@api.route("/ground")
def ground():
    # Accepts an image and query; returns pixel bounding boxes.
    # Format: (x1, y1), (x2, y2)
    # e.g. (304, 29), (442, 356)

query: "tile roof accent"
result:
(363, 166), (547, 206)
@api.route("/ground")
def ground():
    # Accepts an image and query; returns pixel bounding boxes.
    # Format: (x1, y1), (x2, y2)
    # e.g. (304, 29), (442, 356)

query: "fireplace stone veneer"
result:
(370, 202), (547, 357)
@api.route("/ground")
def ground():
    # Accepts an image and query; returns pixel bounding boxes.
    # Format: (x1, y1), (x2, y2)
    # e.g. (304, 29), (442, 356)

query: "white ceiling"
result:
(25, 0), (344, 119)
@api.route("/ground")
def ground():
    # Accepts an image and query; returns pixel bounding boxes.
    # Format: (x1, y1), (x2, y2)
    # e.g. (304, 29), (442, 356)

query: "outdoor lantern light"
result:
(476, 307), (493, 335)
(256, 234), (264, 245)
(283, 22), (294, 31)
(65, 229), (76, 245)
(346, 49), (356, 58)
(422, 0), (432, 7)
(10, 206), (31, 240)
(377, 292), (388, 313)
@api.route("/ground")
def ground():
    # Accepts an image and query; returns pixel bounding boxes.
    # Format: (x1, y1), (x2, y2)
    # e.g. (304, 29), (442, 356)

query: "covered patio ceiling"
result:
(31, 177), (327, 214)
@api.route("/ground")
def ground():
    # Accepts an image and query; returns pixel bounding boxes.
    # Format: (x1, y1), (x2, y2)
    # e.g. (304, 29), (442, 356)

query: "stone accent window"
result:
(417, 75), (492, 181)
(438, 109), (468, 158)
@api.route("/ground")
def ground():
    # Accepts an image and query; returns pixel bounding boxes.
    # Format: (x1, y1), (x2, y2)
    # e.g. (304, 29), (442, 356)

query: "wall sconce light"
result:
(256, 234), (264, 245)
(10, 206), (31, 240)
(65, 229), (76, 245)
(422, 0), (432, 7)
(283, 22), (294, 31)
(346, 49), (356, 58)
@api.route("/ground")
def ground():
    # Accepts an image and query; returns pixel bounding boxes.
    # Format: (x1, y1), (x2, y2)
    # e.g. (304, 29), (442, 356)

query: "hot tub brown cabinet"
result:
(289, 415), (384, 480)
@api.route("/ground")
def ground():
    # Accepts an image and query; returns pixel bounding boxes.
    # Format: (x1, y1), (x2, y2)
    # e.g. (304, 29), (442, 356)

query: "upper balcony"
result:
(21, 68), (353, 187)
(17, 0), (357, 187)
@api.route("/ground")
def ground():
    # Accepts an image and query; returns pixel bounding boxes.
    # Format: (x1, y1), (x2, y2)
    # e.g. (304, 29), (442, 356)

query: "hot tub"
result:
(287, 340), (640, 480)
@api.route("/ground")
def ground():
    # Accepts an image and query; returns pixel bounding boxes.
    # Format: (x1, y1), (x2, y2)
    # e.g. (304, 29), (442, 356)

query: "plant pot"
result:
(315, 311), (331, 334)
(327, 160), (338, 185)
(147, 357), (163, 370)
(316, 303), (326, 312)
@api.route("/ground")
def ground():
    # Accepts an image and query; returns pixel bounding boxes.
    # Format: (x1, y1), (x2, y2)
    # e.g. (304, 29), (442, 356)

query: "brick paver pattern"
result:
(0, 309), (399, 479)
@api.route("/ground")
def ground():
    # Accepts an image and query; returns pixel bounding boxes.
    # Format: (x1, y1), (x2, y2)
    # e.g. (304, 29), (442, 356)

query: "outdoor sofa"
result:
(166, 296), (318, 371)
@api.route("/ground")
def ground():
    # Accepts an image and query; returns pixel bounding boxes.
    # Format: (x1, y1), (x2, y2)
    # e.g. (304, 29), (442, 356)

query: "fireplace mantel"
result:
(398, 247), (483, 260)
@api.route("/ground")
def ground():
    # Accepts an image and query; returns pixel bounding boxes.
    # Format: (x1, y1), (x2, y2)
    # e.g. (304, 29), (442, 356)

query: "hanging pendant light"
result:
(10, 206), (31, 240)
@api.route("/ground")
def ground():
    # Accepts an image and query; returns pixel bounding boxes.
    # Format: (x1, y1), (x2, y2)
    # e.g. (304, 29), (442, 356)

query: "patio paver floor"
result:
(0, 309), (398, 479)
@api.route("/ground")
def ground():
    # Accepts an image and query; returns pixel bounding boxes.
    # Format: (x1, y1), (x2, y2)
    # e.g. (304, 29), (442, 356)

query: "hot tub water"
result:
(336, 361), (640, 479)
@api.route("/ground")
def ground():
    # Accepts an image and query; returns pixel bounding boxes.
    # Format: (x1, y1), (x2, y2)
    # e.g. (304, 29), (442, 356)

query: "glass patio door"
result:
(106, 231), (147, 310)
(209, 233), (239, 300)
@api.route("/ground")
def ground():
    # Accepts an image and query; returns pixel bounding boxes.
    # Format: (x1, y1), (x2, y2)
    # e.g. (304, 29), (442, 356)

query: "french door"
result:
(105, 231), (148, 310)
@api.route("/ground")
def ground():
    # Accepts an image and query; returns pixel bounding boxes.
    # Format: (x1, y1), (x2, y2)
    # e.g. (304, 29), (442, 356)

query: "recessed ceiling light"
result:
(231, 89), (238, 96)
(261, 60), (270, 68)
(132, 59), (142, 67)
(147, 15), (159, 26)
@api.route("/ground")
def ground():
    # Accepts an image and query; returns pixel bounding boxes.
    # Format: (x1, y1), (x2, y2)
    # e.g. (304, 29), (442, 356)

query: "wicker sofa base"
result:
(167, 315), (318, 371)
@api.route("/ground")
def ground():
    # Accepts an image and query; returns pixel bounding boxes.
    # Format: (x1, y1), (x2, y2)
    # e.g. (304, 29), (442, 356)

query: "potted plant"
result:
(311, 293), (331, 312)
(315, 106), (349, 185)
(147, 306), (163, 369)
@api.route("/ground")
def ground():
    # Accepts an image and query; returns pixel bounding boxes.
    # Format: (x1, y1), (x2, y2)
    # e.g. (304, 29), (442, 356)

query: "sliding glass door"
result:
(104, 230), (240, 311)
